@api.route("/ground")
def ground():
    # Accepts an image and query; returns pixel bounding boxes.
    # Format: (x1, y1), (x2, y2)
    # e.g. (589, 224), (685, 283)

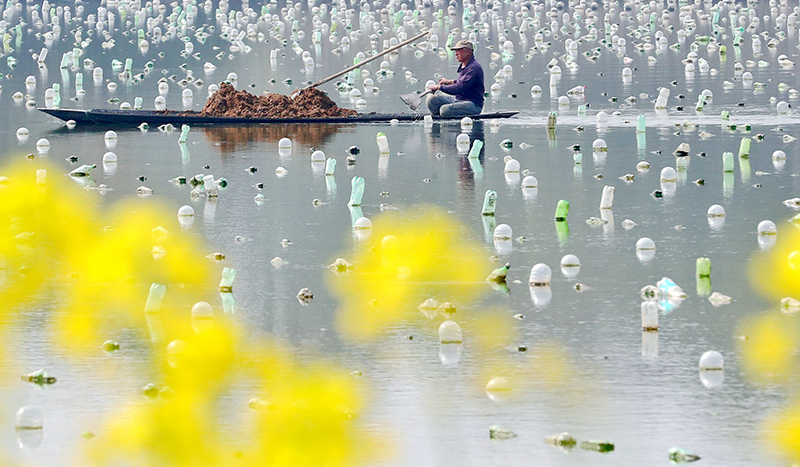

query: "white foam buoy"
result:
(707, 205), (726, 217)
(102, 151), (117, 162)
(660, 167), (677, 182)
(177, 205), (195, 217)
(191, 301), (213, 319)
(757, 220), (777, 235)
(154, 95), (167, 110)
(15, 406), (43, 429)
(354, 217), (372, 230)
(521, 175), (538, 188)
(699, 350), (724, 370)
(528, 263), (552, 286)
(485, 377), (512, 401)
(592, 138), (608, 151)
(560, 254), (580, 277)
(278, 137), (292, 157)
(456, 133), (470, 152)
(504, 158), (520, 173)
(36, 138), (50, 154)
(636, 237), (655, 250)
(493, 224), (512, 241)
(439, 320), (463, 344)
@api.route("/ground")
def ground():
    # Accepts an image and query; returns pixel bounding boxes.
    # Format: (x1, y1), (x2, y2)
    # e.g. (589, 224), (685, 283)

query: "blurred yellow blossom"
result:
(86, 322), (382, 467)
(749, 224), (800, 300)
(764, 397), (800, 463)
(327, 207), (490, 341)
(0, 160), (211, 355)
(737, 313), (799, 382)
(746, 220), (800, 461)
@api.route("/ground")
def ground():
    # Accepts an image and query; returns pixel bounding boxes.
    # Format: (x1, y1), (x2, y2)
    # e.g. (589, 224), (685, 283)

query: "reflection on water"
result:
(202, 123), (352, 153)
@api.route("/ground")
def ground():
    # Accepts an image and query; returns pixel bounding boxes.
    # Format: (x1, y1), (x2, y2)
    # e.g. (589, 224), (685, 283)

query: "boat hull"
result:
(39, 108), (519, 126)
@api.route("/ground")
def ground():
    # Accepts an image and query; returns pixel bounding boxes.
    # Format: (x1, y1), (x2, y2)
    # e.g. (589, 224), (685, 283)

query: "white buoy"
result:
(707, 205), (726, 217)
(777, 101), (790, 114)
(758, 220), (777, 236)
(177, 205), (195, 217)
(154, 95), (166, 110)
(528, 263), (552, 286)
(460, 117), (473, 131)
(102, 151), (117, 162)
(485, 377), (512, 401)
(699, 350), (724, 370)
(456, 133), (470, 152)
(36, 138), (50, 154)
(207, 83), (219, 98)
(595, 111), (609, 124)
(104, 130), (117, 141)
(191, 301), (213, 319)
(311, 150), (325, 162)
(560, 254), (580, 277)
(660, 167), (677, 182)
(353, 217), (372, 230)
(521, 175), (538, 188)
(439, 320), (463, 344)
(15, 406), (43, 429)
(558, 95), (569, 107)
(493, 224), (512, 241)
(504, 158), (520, 173)
(592, 138), (608, 151)
(636, 237), (655, 250)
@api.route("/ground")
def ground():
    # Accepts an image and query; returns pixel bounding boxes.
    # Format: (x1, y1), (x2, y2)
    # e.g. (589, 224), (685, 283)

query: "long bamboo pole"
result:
(303, 29), (430, 90)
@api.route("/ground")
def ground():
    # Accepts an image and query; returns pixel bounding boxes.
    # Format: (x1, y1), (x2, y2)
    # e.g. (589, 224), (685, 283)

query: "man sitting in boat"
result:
(426, 40), (485, 117)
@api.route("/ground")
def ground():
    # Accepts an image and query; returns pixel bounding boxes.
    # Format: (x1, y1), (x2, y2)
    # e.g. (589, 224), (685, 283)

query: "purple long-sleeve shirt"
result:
(440, 56), (485, 109)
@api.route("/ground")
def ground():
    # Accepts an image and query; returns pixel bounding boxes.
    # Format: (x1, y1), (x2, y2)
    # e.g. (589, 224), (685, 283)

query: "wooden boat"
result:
(39, 108), (519, 126)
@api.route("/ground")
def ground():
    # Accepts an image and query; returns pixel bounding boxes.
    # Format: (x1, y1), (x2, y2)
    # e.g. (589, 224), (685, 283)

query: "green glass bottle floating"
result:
(348, 176), (365, 207)
(486, 263), (509, 283)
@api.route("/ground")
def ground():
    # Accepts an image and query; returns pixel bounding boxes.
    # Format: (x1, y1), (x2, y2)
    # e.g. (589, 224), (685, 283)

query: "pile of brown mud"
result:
(198, 83), (357, 119)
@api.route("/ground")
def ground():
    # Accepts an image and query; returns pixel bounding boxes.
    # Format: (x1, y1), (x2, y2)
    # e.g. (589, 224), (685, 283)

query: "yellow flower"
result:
(327, 207), (490, 341)
(86, 323), (382, 467)
(764, 397), (800, 463)
(738, 313), (800, 382)
(749, 224), (800, 299)
(0, 161), (211, 355)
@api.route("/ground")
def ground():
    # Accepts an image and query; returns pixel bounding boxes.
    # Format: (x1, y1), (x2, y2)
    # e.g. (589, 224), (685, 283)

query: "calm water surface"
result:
(1, 0), (800, 465)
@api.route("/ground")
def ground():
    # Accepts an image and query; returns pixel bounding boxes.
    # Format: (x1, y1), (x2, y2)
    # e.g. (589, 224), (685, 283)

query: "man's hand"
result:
(427, 84), (441, 91)
(438, 78), (455, 85)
